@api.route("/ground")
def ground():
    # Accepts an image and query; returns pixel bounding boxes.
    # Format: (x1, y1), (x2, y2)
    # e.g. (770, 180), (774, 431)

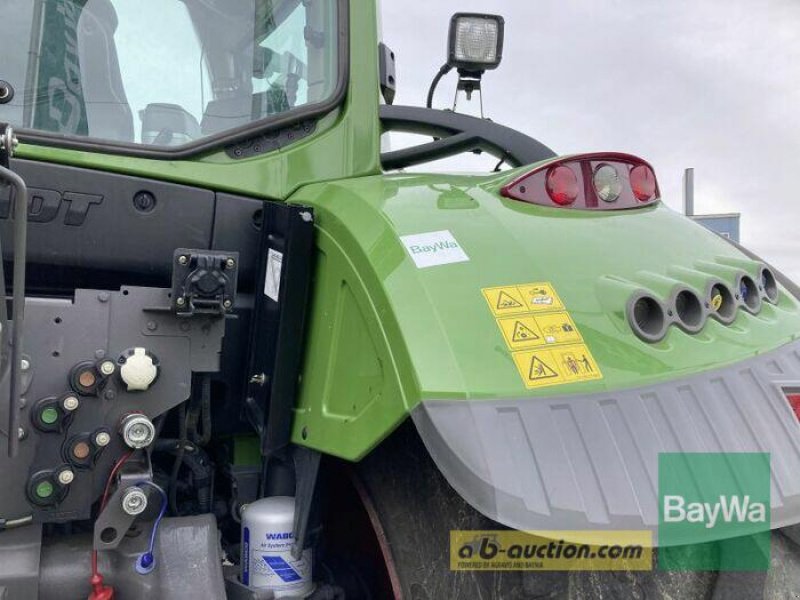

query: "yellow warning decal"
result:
(535, 312), (583, 345)
(512, 344), (602, 389)
(482, 286), (528, 316)
(517, 283), (565, 312)
(497, 312), (582, 350)
(483, 283), (565, 316)
(483, 282), (603, 388)
(496, 316), (543, 350)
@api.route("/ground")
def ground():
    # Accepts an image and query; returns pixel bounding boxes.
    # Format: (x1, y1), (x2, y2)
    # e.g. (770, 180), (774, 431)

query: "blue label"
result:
(263, 555), (302, 582)
(242, 527), (250, 585)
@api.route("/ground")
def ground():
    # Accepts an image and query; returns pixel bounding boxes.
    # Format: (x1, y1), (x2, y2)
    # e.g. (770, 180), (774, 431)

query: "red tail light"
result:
(501, 152), (660, 210)
(630, 164), (657, 202)
(545, 165), (579, 205)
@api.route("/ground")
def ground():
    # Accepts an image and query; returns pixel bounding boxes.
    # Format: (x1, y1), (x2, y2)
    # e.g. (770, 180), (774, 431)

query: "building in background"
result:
(684, 168), (741, 242)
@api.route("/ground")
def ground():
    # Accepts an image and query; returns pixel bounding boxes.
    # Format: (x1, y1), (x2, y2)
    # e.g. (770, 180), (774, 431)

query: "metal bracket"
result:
(0, 123), (18, 169)
(291, 447), (321, 559)
(0, 123), (27, 458)
(242, 204), (315, 457)
(92, 462), (153, 551)
(171, 249), (239, 316)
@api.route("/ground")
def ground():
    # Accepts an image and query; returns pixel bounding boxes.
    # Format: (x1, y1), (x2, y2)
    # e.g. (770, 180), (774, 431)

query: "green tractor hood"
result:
(290, 167), (800, 544)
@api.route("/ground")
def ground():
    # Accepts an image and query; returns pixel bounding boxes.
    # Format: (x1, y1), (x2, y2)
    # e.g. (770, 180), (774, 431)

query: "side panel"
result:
(292, 226), (410, 459)
(288, 173), (800, 462)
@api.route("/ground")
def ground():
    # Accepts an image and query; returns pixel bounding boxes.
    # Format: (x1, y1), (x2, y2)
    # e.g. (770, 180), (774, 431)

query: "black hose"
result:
(0, 165), (27, 458)
(187, 374), (212, 445)
(199, 374), (212, 446)
(169, 403), (188, 515)
(426, 64), (452, 109)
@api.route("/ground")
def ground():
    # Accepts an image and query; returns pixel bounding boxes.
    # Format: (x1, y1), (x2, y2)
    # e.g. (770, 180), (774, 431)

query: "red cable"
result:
(89, 451), (133, 600)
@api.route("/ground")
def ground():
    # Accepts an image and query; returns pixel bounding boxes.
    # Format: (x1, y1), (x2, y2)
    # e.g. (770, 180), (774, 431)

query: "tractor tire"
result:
(354, 420), (544, 599)
(349, 420), (800, 600)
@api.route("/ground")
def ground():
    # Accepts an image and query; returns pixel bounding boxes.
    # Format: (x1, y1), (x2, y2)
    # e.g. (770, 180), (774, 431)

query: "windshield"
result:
(0, 0), (340, 149)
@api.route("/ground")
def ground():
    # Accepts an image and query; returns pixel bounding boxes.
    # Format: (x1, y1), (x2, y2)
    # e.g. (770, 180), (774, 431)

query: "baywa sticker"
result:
(400, 230), (469, 269)
(481, 282), (602, 389)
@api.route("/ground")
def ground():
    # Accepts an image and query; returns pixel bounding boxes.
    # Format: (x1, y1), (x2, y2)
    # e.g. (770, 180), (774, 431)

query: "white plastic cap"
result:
(120, 348), (158, 391)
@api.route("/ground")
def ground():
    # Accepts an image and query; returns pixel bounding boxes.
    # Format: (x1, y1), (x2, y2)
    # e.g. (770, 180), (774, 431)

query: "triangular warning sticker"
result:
(497, 291), (523, 310)
(528, 356), (558, 380)
(512, 321), (540, 342)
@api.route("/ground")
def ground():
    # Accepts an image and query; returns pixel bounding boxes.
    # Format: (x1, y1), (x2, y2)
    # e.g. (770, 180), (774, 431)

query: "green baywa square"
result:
(658, 452), (771, 571)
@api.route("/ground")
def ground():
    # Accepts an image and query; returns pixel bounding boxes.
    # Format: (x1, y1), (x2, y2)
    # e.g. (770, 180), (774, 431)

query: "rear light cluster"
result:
(502, 153), (660, 210)
(628, 266), (779, 343)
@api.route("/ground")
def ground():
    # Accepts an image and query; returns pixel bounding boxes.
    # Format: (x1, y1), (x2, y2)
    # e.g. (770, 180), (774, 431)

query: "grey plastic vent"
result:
(761, 266), (779, 304)
(673, 289), (705, 332)
(628, 294), (667, 342)
(738, 274), (762, 313)
(708, 282), (737, 324)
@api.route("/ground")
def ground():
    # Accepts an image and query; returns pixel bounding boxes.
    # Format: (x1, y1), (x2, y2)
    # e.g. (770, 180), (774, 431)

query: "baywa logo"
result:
(658, 453), (771, 571)
(663, 494), (767, 529)
(407, 239), (460, 255)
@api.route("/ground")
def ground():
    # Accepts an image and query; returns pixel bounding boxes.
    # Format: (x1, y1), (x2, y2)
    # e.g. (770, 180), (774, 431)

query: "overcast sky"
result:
(380, 0), (800, 279)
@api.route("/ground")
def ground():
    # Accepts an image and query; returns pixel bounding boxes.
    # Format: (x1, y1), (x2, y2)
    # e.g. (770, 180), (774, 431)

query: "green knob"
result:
(35, 481), (54, 498)
(40, 407), (59, 425)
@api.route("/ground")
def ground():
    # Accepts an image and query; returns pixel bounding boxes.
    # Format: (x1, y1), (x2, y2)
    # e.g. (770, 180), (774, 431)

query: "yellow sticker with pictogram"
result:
(483, 281), (603, 388)
(482, 286), (528, 316)
(497, 316), (544, 350)
(517, 283), (565, 312)
(534, 311), (583, 345)
(512, 344), (602, 389)
(482, 282), (566, 317)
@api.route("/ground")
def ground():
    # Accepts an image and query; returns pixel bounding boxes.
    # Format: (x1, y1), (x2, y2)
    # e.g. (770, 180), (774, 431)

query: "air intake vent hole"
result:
(709, 283), (736, 322)
(739, 276), (760, 312)
(675, 290), (704, 330)
(761, 268), (778, 303)
(631, 296), (666, 341)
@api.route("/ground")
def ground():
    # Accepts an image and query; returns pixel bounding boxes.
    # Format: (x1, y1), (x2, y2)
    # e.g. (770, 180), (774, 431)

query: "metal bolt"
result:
(58, 469), (75, 485)
(249, 373), (266, 386)
(18, 427), (26, 440)
(300, 211), (313, 223)
(94, 431), (111, 447)
(120, 414), (156, 449)
(176, 297), (186, 307)
(98, 292), (110, 303)
(62, 395), (80, 412)
(146, 321), (158, 331)
(132, 191), (156, 213)
(20, 358), (30, 371)
(178, 255), (188, 266)
(121, 487), (148, 516)
(104, 389), (116, 401)
(225, 258), (236, 270)
(223, 299), (233, 309)
(99, 360), (116, 376)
